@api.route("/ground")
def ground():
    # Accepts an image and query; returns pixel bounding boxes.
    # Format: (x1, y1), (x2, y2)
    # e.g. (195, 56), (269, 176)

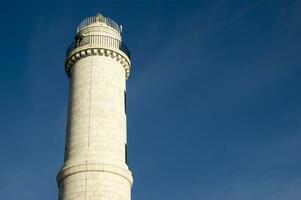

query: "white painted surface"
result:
(57, 15), (133, 200)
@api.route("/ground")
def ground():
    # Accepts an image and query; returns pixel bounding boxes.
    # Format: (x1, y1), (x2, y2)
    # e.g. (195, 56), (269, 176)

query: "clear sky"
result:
(0, 0), (300, 199)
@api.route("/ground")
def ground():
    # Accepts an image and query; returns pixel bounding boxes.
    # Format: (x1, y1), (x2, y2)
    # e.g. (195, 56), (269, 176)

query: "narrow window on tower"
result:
(124, 90), (127, 114)
(125, 143), (128, 164)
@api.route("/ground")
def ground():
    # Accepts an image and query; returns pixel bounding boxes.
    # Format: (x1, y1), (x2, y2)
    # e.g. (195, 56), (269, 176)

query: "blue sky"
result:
(0, 0), (301, 199)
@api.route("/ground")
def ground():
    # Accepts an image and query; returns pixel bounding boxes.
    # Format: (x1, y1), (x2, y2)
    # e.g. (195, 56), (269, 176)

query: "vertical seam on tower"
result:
(85, 160), (88, 200)
(88, 56), (92, 148)
(85, 56), (93, 200)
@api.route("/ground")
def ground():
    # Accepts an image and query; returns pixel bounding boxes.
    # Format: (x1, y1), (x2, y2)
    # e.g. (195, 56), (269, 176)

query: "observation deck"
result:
(66, 35), (130, 59)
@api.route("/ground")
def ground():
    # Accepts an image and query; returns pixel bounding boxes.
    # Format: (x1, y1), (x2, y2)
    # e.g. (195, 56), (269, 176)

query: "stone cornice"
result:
(57, 163), (133, 186)
(65, 45), (131, 79)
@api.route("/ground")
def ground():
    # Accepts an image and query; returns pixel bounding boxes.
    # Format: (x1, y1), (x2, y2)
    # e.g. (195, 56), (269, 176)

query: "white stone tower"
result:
(57, 13), (133, 200)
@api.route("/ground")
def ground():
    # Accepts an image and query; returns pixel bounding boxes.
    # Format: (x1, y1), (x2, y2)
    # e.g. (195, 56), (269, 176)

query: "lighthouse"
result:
(57, 13), (133, 200)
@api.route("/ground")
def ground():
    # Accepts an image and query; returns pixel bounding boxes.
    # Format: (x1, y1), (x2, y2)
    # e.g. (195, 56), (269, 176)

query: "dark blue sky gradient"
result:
(0, 0), (301, 199)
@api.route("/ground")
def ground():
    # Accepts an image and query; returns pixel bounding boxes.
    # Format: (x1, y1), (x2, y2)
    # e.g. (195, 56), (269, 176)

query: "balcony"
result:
(66, 35), (131, 59)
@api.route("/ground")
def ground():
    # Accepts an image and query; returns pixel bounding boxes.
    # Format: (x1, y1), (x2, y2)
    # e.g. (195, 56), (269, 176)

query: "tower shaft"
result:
(57, 14), (133, 200)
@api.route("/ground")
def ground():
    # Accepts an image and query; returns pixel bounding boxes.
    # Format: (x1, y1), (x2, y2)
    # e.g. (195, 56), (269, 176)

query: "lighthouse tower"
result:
(57, 13), (133, 200)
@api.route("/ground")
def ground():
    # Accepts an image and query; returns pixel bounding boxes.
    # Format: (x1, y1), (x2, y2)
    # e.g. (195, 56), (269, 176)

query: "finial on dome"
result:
(95, 12), (105, 22)
(96, 12), (103, 18)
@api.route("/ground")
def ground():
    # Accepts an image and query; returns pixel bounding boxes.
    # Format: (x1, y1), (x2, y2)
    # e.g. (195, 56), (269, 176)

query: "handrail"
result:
(77, 15), (121, 33)
(66, 35), (130, 59)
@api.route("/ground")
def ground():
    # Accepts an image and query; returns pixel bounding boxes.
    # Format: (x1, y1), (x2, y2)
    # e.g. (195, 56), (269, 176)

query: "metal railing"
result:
(77, 15), (121, 33)
(66, 35), (130, 59)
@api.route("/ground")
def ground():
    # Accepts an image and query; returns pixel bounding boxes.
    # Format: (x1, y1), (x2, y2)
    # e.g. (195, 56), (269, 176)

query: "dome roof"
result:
(76, 13), (122, 33)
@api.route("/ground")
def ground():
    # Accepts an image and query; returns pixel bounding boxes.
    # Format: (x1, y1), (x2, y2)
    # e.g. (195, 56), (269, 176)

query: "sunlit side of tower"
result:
(57, 13), (133, 200)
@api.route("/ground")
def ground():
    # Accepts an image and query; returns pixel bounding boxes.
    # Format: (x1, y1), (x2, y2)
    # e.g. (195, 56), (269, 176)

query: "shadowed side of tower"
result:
(57, 13), (133, 200)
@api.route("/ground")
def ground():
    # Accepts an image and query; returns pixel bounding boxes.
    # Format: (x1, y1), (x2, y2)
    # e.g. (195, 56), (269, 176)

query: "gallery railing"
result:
(66, 35), (130, 59)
